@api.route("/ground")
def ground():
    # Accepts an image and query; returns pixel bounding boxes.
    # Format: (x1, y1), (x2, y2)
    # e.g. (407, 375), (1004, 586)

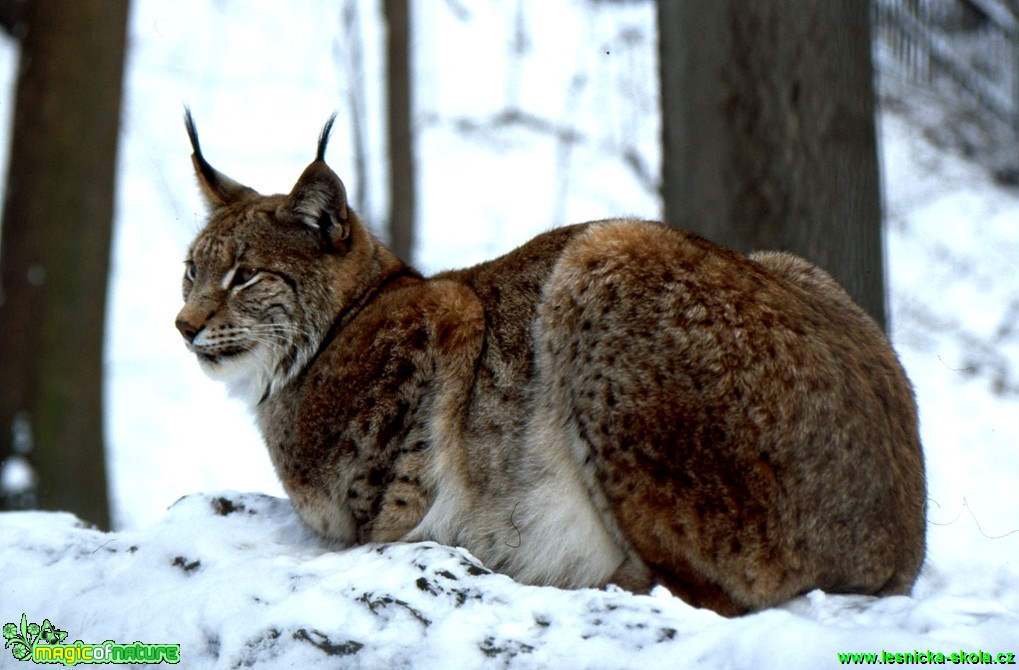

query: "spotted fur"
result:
(176, 114), (926, 615)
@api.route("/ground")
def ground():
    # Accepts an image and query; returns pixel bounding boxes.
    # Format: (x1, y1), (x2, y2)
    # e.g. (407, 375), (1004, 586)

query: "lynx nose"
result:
(175, 318), (200, 343)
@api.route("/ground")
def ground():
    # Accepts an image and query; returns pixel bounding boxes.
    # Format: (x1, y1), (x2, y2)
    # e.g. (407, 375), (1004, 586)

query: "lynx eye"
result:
(228, 265), (261, 290)
(184, 261), (197, 283)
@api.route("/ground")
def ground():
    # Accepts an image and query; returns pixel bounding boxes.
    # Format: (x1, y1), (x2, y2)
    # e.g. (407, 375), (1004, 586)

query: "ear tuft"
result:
(183, 107), (258, 209)
(316, 113), (337, 163)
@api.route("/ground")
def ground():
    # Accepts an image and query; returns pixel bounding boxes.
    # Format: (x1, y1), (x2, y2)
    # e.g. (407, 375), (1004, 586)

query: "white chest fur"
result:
(405, 403), (628, 589)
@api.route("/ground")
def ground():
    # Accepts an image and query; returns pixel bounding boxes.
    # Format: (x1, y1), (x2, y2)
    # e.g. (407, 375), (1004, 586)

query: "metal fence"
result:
(874, 0), (1019, 128)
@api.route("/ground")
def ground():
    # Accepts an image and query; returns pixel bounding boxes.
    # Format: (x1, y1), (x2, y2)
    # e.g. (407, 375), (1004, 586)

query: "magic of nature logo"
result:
(3, 614), (180, 665)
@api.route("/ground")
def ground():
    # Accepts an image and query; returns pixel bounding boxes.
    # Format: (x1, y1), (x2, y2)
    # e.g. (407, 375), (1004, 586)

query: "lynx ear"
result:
(277, 115), (351, 250)
(184, 108), (258, 208)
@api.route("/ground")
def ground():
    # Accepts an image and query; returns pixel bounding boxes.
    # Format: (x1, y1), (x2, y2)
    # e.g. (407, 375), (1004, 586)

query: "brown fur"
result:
(175, 114), (926, 615)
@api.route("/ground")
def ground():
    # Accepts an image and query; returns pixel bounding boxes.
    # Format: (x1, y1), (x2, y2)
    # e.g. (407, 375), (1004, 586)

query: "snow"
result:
(2, 492), (1016, 669)
(0, 455), (33, 494)
(2, 1), (1019, 668)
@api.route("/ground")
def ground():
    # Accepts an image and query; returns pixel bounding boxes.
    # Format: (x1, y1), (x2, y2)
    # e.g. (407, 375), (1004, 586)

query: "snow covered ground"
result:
(3, 491), (1014, 669)
(2, 1), (1018, 667)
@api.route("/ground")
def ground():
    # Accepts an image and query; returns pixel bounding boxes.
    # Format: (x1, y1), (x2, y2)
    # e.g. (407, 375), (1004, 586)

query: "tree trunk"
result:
(0, 0), (129, 528)
(384, 0), (416, 263)
(658, 0), (886, 330)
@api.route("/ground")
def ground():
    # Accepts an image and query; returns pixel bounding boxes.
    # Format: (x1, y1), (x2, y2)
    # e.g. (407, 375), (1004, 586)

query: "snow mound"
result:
(2, 492), (1017, 669)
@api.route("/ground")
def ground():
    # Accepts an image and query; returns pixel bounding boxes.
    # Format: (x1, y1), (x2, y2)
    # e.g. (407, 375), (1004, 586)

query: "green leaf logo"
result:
(3, 614), (65, 662)
(3, 614), (32, 662)
(39, 619), (68, 645)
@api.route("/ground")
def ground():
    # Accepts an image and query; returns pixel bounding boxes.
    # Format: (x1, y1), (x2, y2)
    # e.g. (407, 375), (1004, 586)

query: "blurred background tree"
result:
(658, 0), (886, 330)
(385, 0), (416, 263)
(0, 0), (130, 528)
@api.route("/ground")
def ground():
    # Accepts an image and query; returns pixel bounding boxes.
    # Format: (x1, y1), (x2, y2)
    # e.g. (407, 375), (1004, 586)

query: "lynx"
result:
(175, 112), (926, 616)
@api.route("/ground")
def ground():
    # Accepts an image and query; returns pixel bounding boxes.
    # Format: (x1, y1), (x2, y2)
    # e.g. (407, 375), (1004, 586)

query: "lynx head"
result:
(175, 110), (397, 405)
